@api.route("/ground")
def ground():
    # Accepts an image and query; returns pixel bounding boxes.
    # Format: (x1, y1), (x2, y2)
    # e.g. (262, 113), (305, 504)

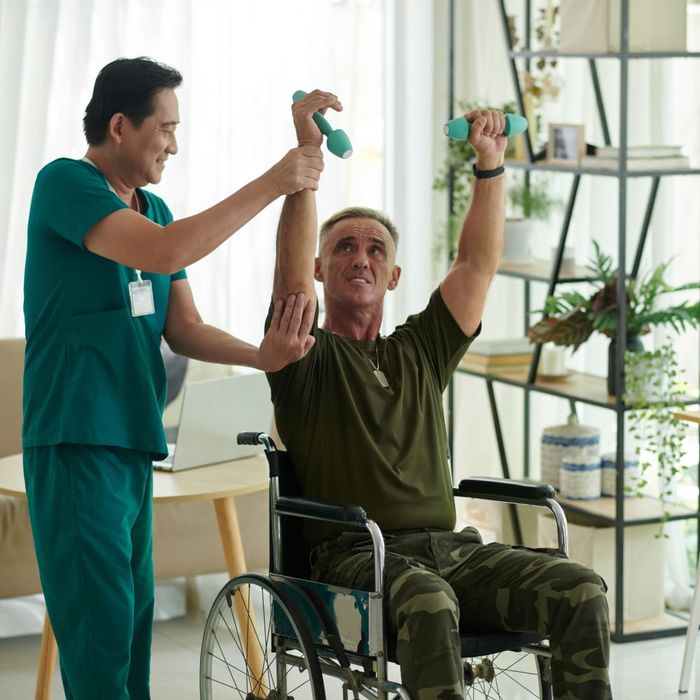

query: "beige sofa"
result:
(0, 338), (268, 603)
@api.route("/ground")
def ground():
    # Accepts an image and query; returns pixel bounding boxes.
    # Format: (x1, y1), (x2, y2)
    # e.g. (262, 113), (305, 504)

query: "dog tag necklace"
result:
(368, 345), (390, 388)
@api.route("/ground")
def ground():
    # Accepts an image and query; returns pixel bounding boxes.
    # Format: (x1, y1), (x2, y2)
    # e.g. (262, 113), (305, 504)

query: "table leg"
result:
(35, 612), (58, 700)
(213, 496), (266, 695)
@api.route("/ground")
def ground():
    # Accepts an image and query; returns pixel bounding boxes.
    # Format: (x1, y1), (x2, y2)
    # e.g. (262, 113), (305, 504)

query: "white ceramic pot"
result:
(601, 452), (639, 497)
(502, 219), (535, 261)
(541, 414), (600, 488)
(560, 456), (602, 500)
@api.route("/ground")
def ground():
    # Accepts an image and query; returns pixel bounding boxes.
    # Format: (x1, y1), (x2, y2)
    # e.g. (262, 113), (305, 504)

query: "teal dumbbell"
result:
(444, 113), (528, 140)
(292, 90), (353, 159)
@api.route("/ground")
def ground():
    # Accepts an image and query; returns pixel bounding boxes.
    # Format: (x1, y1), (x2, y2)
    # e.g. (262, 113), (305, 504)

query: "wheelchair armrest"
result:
(275, 496), (368, 525)
(455, 477), (569, 557)
(455, 477), (555, 504)
(274, 496), (385, 597)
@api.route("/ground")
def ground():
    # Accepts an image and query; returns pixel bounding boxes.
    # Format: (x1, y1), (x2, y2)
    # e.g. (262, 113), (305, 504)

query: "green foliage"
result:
(624, 343), (690, 532)
(529, 241), (700, 349)
(507, 178), (560, 220)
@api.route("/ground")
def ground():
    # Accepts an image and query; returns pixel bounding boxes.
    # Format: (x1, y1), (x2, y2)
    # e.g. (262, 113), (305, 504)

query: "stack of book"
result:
(580, 145), (689, 171)
(460, 337), (533, 373)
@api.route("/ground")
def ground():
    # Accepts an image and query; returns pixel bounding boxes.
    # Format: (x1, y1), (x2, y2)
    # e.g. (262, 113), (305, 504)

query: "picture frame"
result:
(546, 123), (585, 166)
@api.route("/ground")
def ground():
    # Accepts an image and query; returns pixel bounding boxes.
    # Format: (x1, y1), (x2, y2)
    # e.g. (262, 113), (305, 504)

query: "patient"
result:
(266, 90), (612, 700)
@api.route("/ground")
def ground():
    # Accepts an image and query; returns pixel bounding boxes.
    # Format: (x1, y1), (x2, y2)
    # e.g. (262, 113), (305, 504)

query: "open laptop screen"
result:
(154, 372), (272, 471)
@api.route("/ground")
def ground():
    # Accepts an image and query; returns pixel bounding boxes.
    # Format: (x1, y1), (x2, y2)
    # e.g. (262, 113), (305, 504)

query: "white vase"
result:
(503, 219), (535, 262)
(541, 414), (600, 488)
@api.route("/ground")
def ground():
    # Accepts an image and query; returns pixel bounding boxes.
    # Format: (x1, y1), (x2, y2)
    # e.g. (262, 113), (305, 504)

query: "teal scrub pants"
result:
(24, 444), (154, 700)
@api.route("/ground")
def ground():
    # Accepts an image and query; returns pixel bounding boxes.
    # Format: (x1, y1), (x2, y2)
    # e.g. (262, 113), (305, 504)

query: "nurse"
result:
(22, 57), (329, 699)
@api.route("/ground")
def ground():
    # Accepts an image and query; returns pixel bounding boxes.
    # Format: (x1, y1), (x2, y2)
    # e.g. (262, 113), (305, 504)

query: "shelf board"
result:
(556, 494), (697, 526)
(498, 259), (597, 283)
(676, 410), (700, 425)
(457, 367), (618, 409)
(505, 159), (700, 177)
(508, 50), (700, 60)
(613, 612), (689, 642)
(456, 366), (700, 412)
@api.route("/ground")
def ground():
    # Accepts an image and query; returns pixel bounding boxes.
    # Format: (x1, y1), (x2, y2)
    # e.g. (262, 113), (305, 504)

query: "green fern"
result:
(529, 242), (700, 348)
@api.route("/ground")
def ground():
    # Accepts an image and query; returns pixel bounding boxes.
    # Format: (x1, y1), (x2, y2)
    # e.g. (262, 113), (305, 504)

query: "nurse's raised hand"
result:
(266, 145), (324, 196)
(257, 293), (316, 372)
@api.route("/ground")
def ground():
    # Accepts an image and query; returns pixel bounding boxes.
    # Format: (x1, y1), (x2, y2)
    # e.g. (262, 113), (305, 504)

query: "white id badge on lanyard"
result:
(129, 271), (155, 317)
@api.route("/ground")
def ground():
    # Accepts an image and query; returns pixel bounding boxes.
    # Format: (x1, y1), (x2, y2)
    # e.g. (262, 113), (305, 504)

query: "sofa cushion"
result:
(0, 338), (24, 458)
(0, 489), (269, 600)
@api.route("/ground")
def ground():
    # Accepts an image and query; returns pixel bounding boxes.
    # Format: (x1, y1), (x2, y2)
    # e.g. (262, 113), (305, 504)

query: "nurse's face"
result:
(121, 88), (179, 186)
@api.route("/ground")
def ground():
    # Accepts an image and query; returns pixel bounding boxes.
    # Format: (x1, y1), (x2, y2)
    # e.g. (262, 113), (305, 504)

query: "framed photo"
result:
(547, 123), (585, 166)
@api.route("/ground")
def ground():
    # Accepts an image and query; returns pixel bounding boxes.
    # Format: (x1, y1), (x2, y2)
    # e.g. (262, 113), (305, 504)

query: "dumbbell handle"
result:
(292, 90), (334, 136)
(444, 113), (528, 140)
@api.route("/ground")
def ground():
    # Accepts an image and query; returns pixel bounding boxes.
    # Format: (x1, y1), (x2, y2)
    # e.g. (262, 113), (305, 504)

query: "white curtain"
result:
(0, 0), (399, 638)
(0, 0), (386, 343)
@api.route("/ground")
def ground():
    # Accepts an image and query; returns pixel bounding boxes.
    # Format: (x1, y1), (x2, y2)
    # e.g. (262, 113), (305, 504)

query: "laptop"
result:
(154, 372), (273, 471)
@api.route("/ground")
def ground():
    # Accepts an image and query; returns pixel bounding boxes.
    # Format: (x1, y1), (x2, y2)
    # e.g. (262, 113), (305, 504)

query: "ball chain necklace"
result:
(368, 343), (390, 388)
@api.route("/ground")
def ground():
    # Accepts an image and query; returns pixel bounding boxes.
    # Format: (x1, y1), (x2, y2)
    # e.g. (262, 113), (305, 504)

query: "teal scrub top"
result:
(22, 158), (186, 459)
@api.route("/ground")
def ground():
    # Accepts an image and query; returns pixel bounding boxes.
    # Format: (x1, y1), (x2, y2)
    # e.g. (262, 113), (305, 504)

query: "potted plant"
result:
(503, 175), (561, 261)
(507, 3), (562, 150)
(528, 241), (700, 394)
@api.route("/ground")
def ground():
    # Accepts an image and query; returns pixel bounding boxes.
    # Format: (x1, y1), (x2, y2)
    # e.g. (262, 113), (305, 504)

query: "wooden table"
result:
(677, 410), (700, 694)
(676, 410), (700, 425)
(0, 453), (269, 700)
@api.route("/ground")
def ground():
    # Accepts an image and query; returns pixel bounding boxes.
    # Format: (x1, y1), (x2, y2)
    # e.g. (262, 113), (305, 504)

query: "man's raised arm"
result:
(273, 90), (343, 306)
(440, 109), (508, 337)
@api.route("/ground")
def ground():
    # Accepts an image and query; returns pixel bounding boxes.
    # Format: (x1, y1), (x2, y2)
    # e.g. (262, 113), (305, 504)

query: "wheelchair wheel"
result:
(463, 650), (552, 699)
(200, 573), (326, 699)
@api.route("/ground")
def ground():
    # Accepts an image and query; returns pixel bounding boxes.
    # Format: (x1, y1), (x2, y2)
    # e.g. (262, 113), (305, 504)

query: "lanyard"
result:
(81, 157), (154, 317)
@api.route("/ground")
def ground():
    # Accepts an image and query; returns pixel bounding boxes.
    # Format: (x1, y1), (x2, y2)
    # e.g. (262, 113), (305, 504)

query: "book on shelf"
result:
(595, 145), (683, 159)
(580, 155), (690, 171)
(460, 354), (532, 373)
(466, 337), (531, 356)
(462, 351), (531, 366)
(462, 351), (532, 365)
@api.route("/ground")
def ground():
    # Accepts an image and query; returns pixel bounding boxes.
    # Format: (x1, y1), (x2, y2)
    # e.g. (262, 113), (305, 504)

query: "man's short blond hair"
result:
(319, 207), (400, 248)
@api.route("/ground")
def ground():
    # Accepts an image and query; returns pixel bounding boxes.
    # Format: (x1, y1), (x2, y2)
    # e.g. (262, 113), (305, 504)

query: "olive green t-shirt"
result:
(22, 158), (186, 459)
(266, 288), (478, 549)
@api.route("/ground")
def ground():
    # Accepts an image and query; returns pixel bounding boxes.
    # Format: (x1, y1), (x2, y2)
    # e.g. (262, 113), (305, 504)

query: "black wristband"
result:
(472, 162), (505, 179)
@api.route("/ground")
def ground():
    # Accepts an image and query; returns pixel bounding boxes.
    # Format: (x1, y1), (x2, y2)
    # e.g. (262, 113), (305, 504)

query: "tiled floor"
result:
(1, 603), (700, 698)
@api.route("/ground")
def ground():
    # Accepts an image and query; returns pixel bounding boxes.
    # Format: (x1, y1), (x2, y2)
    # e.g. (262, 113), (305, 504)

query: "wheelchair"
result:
(200, 432), (570, 699)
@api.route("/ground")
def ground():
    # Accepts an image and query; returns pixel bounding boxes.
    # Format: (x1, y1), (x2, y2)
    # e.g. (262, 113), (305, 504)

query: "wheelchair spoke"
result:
(210, 624), (245, 695)
(207, 642), (265, 685)
(201, 575), (325, 699)
(287, 675), (316, 696)
(493, 652), (539, 677)
(465, 651), (545, 700)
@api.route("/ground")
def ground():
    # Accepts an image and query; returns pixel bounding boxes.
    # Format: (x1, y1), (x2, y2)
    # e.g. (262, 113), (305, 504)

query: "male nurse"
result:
(22, 57), (327, 699)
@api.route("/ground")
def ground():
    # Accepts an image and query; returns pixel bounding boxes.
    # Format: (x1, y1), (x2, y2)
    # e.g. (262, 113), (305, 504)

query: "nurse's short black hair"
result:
(83, 57), (182, 145)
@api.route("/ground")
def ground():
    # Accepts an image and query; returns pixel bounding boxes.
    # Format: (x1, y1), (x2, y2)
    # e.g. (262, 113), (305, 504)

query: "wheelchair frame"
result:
(200, 432), (570, 700)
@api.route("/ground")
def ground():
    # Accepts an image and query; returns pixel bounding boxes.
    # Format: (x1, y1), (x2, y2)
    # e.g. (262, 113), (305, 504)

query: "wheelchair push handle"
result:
(237, 432), (277, 451)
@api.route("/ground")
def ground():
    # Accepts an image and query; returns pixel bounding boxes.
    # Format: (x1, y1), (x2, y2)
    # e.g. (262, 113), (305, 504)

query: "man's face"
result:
(120, 88), (179, 186)
(315, 217), (401, 310)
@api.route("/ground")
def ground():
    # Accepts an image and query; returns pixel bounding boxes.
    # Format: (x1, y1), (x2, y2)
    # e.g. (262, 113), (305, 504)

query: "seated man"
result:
(266, 90), (612, 700)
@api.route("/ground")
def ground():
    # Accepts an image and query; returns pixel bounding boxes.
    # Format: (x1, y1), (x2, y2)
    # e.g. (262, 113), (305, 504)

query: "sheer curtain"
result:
(0, 0), (386, 343)
(0, 0), (396, 637)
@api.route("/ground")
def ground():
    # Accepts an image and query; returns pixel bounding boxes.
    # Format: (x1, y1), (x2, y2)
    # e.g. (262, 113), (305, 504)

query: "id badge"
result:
(129, 279), (155, 317)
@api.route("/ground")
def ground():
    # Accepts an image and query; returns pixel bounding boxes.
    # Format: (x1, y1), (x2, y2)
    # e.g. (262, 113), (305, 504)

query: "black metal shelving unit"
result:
(446, 0), (700, 643)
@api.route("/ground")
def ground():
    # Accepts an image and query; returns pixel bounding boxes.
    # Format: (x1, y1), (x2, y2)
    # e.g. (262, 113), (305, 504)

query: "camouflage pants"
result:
(311, 528), (611, 700)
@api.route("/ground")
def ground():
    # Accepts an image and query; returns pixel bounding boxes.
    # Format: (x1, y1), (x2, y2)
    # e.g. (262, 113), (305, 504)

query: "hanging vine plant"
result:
(624, 341), (691, 532)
